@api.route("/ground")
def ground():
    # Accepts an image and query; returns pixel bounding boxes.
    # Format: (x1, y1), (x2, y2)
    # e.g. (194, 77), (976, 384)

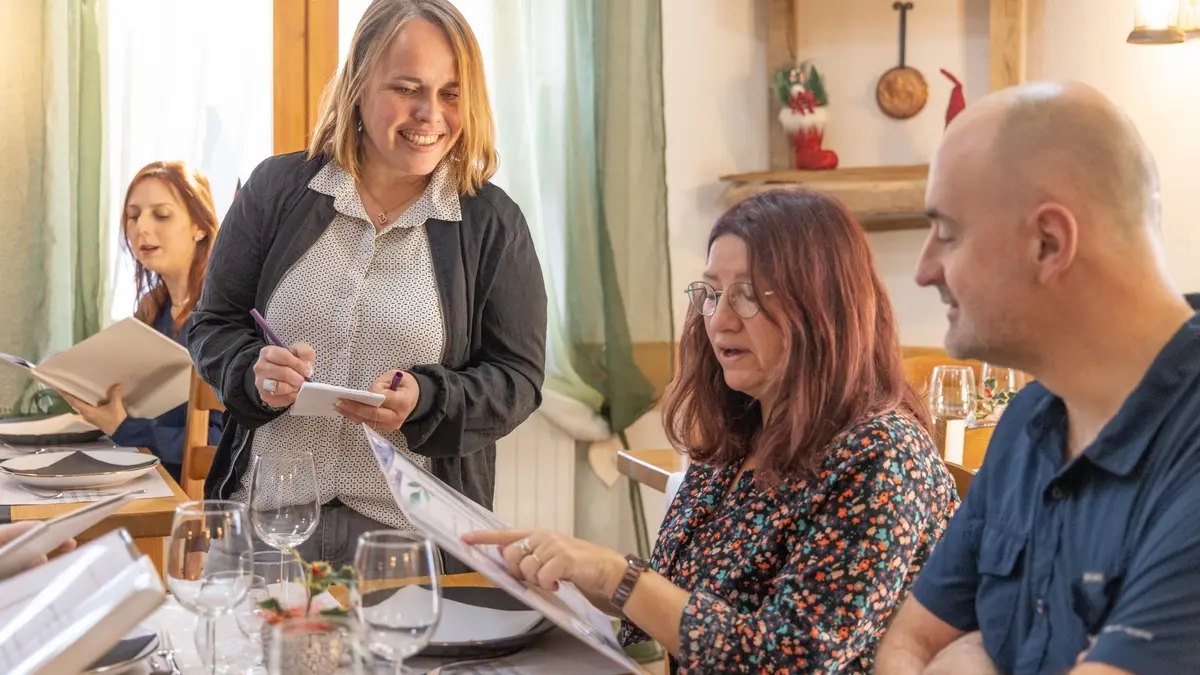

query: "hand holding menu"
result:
(0, 317), (192, 419)
(363, 427), (646, 675)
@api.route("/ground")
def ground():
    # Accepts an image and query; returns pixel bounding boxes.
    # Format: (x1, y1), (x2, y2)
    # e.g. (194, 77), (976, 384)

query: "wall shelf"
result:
(719, 164), (929, 231)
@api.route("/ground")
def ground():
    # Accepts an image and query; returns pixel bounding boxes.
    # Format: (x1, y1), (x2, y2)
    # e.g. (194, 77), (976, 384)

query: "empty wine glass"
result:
(352, 531), (442, 674)
(166, 500), (254, 675)
(929, 365), (976, 420)
(249, 449), (319, 586)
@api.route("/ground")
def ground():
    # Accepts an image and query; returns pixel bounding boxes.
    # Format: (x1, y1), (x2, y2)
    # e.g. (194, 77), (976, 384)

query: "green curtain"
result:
(0, 0), (106, 416)
(565, 0), (673, 435)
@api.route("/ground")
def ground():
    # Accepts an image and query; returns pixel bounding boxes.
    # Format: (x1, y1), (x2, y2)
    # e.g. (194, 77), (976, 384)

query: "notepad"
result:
(290, 382), (385, 418)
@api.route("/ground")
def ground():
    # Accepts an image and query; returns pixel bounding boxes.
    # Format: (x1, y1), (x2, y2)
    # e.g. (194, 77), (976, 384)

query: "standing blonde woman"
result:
(188, 0), (547, 565)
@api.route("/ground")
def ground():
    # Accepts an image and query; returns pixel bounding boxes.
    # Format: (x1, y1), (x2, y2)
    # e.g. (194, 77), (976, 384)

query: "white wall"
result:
(661, 0), (1200, 346)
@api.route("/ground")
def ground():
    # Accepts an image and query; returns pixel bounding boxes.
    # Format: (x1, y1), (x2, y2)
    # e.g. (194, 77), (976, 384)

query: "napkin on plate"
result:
(84, 633), (156, 670)
(15, 451), (156, 476)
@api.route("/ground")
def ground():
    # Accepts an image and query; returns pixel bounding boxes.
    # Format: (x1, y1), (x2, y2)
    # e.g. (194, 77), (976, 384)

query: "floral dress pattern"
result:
(620, 410), (959, 674)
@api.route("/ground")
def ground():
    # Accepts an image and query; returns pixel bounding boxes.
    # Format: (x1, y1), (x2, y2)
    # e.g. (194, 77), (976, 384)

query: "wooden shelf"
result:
(719, 164), (929, 231)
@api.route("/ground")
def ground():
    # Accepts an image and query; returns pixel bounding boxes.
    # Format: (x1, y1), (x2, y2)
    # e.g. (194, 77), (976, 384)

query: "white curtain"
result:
(102, 0), (274, 324)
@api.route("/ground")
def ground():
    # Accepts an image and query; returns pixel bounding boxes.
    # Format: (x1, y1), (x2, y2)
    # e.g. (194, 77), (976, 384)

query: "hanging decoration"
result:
(876, 2), (928, 120)
(773, 60), (838, 171)
(940, 68), (966, 127)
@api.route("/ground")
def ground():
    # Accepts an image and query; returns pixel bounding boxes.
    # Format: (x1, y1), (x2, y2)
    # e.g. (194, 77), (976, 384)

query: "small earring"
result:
(357, 119), (364, 134)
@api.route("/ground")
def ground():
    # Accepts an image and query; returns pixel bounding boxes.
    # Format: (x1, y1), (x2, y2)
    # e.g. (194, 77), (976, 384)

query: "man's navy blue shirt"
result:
(913, 315), (1200, 674)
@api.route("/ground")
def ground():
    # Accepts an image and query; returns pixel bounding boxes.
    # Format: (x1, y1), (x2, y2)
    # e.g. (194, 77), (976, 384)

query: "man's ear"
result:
(1029, 202), (1078, 283)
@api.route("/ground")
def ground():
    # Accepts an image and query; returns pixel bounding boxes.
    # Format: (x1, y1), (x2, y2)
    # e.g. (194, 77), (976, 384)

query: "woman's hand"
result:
(253, 342), (316, 408)
(0, 522), (77, 576)
(335, 370), (420, 432)
(461, 528), (628, 597)
(59, 384), (128, 436)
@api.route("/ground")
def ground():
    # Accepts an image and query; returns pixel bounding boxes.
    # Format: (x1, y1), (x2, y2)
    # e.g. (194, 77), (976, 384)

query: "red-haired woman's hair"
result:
(121, 161), (219, 331)
(661, 188), (929, 487)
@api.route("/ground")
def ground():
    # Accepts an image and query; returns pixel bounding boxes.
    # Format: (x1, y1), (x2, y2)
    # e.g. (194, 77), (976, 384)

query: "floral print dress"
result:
(620, 410), (958, 674)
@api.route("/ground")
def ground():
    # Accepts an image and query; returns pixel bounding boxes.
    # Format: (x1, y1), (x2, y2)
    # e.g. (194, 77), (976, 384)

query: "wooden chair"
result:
(182, 369), (224, 500)
(900, 350), (984, 395)
(944, 461), (977, 500)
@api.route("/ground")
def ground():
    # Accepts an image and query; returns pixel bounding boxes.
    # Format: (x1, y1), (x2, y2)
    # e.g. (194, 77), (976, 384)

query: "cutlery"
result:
(18, 484), (146, 499)
(153, 630), (181, 675)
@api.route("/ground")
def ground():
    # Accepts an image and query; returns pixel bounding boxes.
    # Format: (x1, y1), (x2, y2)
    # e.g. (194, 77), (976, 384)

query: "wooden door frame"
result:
(274, 0), (341, 155)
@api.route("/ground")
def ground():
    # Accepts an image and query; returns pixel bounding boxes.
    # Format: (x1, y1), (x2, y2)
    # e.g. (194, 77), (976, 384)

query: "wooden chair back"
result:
(901, 351), (984, 395)
(182, 369), (224, 500)
(944, 461), (977, 500)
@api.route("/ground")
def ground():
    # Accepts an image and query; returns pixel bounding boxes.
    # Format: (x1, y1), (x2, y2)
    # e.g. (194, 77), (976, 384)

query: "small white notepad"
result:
(289, 382), (385, 419)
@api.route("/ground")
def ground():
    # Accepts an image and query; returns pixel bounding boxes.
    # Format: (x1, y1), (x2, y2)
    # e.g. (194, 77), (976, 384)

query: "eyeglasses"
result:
(684, 281), (773, 319)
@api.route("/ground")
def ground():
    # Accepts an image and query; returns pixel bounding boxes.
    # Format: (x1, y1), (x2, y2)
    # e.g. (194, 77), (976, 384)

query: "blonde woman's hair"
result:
(307, 0), (497, 196)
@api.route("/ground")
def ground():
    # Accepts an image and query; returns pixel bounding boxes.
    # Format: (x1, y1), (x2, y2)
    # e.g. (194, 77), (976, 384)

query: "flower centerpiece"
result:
(256, 550), (356, 625)
(773, 60), (838, 171)
(257, 550), (357, 675)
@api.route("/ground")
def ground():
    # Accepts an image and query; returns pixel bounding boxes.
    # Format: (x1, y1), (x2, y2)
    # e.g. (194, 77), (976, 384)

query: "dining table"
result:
(126, 572), (665, 674)
(0, 445), (190, 578)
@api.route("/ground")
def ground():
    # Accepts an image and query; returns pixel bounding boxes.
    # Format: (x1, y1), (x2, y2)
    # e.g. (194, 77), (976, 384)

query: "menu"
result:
(364, 427), (645, 675)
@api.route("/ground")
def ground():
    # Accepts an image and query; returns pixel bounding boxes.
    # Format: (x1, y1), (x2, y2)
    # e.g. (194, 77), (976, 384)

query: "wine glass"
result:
(248, 449), (319, 582)
(928, 365), (977, 421)
(352, 531), (442, 674)
(166, 500), (254, 675)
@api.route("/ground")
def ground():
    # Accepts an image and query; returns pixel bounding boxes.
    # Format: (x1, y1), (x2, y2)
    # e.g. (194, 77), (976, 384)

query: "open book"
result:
(0, 317), (193, 419)
(0, 528), (166, 675)
(364, 427), (647, 675)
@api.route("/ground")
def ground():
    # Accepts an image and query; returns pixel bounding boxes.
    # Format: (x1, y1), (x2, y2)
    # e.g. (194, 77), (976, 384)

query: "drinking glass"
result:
(248, 449), (319, 581)
(928, 365), (976, 420)
(166, 500), (254, 675)
(235, 550), (308, 665)
(352, 531), (442, 674)
(268, 615), (376, 675)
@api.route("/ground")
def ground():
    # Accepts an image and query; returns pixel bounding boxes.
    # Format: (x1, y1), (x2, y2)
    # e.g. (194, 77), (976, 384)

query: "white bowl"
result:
(0, 450), (159, 489)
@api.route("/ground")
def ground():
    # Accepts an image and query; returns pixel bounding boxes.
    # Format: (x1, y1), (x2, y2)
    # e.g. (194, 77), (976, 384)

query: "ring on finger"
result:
(263, 378), (278, 393)
(516, 538), (533, 556)
(372, 408), (379, 430)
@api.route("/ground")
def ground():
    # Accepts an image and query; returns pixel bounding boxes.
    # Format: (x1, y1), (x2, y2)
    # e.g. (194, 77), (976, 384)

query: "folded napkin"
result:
(15, 451), (156, 476)
(84, 633), (156, 670)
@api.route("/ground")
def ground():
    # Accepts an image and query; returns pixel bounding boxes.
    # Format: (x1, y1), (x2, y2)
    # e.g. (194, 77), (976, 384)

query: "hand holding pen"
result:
(250, 308), (316, 408)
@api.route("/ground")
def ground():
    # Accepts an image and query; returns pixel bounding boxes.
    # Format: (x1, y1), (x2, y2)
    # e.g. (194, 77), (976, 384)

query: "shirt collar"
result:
(307, 160), (462, 229)
(1030, 314), (1200, 477)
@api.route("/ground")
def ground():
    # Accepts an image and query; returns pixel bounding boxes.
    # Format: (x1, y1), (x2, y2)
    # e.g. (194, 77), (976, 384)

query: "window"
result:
(105, 1), (273, 323)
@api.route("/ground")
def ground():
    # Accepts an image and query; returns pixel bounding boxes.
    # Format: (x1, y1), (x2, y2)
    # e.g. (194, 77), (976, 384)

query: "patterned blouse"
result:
(620, 410), (958, 674)
(235, 160), (461, 530)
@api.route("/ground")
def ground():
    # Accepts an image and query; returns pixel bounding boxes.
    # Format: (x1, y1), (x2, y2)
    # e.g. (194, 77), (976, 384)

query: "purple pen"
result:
(250, 309), (312, 381)
(389, 371), (404, 391)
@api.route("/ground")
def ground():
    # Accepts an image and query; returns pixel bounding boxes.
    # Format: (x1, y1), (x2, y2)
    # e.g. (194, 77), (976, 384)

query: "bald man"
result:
(875, 81), (1200, 675)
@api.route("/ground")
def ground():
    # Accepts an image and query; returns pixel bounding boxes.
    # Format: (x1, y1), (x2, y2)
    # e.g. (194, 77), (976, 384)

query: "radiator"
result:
(492, 411), (576, 534)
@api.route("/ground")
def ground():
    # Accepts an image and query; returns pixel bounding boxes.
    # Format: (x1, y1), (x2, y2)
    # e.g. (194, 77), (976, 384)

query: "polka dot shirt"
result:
(235, 160), (462, 530)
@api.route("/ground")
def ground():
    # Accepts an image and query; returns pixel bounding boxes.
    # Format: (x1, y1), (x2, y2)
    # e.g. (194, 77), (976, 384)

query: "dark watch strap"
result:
(609, 554), (649, 612)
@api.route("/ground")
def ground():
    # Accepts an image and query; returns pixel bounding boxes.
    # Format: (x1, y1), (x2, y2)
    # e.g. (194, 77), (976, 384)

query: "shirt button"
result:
(1036, 598), (1046, 615)
(1050, 485), (1067, 500)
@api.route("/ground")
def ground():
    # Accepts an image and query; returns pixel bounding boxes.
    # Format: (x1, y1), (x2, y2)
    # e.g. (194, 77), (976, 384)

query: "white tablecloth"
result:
(130, 597), (633, 674)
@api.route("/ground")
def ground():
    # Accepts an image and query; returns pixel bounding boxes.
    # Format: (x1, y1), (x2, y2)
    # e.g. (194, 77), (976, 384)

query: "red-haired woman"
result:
(464, 189), (958, 673)
(56, 161), (223, 482)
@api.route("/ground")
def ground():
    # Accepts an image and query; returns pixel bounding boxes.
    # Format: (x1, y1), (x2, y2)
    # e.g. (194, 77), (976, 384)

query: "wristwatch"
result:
(609, 554), (650, 612)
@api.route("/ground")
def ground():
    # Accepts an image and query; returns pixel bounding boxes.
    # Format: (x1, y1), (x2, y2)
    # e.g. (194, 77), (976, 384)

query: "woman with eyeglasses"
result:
(464, 189), (958, 673)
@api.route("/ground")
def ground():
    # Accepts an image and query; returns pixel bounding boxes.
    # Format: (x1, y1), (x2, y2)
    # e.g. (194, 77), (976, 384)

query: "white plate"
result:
(0, 450), (159, 489)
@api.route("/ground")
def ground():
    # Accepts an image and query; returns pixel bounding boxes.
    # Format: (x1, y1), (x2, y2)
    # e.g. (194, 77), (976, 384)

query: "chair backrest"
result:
(944, 461), (976, 500)
(901, 351), (984, 395)
(182, 368), (224, 500)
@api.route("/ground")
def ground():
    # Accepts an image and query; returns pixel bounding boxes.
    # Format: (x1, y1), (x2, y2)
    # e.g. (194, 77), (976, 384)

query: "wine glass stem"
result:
(207, 617), (218, 675)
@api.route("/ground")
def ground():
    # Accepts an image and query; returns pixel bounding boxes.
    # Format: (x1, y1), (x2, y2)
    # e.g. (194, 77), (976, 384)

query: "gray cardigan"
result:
(187, 151), (547, 510)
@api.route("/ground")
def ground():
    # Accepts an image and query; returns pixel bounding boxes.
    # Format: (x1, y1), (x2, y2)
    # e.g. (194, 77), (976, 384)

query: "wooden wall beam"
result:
(989, 0), (1028, 91)
(274, 0), (339, 155)
(764, 0), (795, 171)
